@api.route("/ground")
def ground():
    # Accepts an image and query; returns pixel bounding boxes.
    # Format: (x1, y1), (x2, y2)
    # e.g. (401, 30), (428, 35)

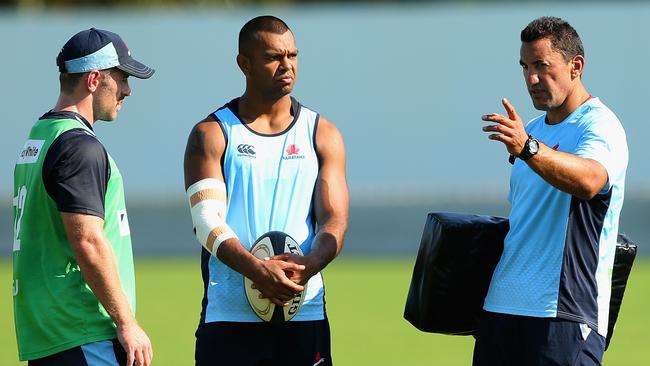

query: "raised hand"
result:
(482, 98), (528, 156)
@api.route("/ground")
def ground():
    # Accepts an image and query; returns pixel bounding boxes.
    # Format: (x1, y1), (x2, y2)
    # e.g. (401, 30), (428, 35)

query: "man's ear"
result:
(237, 54), (251, 77)
(86, 70), (102, 92)
(571, 54), (585, 79)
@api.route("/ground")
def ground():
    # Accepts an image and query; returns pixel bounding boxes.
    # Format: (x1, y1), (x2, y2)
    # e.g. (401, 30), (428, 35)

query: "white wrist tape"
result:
(187, 178), (237, 256)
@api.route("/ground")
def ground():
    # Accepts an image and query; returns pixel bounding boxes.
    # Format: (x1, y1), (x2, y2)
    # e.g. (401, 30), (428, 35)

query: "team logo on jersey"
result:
(237, 144), (256, 158)
(283, 144), (305, 160)
(287, 144), (300, 155)
(16, 139), (45, 165)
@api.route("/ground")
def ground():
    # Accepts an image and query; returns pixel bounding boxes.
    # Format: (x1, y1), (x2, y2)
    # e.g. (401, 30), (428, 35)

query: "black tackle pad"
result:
(606, 234), (637, 350)
(403, 212), (508, 335)
(403, 211), (638, 348)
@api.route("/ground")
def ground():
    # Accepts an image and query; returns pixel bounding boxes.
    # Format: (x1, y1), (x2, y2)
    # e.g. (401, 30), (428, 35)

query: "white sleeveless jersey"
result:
(200, 98), (325, 323)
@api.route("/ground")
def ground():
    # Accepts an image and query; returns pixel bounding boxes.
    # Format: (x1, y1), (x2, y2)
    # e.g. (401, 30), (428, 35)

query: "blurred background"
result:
(1, 1), (648, 365)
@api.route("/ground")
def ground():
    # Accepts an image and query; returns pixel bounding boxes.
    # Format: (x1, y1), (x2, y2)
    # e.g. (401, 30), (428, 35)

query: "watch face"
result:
(529, 138), (540, 154)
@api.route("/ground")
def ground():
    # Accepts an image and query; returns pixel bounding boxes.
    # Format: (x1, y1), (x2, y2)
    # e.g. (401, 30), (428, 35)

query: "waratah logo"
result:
(286, 144), (300, 155)
(237, 144), (256, 156)
(283, 144), (305, 160)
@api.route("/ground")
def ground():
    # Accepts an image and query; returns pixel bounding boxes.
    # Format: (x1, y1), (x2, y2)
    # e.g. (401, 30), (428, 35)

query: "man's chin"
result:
(96, 114), (118, 122)
(280, 85), (294, 96)
(531, 99), (553, 112)
(268, 86), (293, 101)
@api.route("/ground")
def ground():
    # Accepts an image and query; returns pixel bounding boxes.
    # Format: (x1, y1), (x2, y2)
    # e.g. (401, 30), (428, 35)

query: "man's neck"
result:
(546, 83), (591, 124)
(238, 93), (293, 134)
(53, 93), (95, 126)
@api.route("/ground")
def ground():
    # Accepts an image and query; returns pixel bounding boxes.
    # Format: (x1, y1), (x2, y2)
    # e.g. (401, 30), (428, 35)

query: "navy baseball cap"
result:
(56, 28), (155, 79)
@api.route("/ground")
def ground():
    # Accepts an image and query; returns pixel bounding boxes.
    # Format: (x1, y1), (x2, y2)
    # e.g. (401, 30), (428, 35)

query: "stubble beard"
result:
(93, 100), (119, 122)
(265, 83), (293, 103)
(530, 91), (556, 112)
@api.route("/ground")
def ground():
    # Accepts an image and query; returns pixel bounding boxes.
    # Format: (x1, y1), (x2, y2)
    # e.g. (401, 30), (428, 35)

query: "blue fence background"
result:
(2, 3), (648, 257)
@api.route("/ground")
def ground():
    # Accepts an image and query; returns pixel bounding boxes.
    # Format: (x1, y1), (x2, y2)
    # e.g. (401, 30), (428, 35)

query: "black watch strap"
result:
(518, 135), (539, 161)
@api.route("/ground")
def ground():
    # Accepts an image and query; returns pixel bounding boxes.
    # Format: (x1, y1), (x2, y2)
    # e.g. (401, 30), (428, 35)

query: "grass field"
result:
(1, 258), (649, 365)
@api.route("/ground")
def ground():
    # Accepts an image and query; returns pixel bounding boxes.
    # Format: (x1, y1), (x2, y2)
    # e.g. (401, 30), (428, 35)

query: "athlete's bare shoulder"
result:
(193, 114), (221, 133)
(315, 115), (345, 158)
(184, 114), (226, 188)
(187, 114), (225, 150)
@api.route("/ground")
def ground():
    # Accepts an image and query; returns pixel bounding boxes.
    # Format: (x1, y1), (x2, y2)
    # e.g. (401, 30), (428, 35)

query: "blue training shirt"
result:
(200, 97), (325, 323)
(483, 97), (628, 336)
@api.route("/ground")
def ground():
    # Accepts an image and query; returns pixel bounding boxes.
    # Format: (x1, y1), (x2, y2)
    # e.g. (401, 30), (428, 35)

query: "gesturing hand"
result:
(482, 98), (528, 156)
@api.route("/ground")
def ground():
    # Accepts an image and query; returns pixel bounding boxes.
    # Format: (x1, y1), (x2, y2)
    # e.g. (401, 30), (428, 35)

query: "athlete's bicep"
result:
(314, 117), (349, 229)
(60, 212), (106, 252)
(184, 116), (226, 189)
(184, 116), (238, 254)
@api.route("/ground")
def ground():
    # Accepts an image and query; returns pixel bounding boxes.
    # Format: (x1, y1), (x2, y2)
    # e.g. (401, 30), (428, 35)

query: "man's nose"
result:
(525, 70), (539, 85)
(123, 81), (132, 97)
(279, 55), (292, 70)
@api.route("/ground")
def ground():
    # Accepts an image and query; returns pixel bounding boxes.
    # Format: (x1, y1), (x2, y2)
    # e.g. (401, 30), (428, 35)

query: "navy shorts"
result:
(195, 320), (332, 366)
(473, 311), (606, 366)
(28, 339), (127, 366)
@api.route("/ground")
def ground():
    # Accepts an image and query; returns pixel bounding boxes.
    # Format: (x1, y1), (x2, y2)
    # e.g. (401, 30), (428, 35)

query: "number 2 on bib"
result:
(13, 186), (27, 252)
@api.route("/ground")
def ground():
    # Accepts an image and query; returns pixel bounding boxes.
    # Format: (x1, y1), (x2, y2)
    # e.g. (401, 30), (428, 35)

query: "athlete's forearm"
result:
(216, 238), (267, 281)
(525, 143), (608, 200)
(77, 242), (134, 325)
(62, 213), (136, 328)
(311, 117), (348, 272)
(217, 238), (305, 304)
(307, 220), (347, 273)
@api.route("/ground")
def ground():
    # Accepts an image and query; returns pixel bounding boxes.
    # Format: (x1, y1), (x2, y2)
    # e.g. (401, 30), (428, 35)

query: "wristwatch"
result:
(518, 135), (539, 161)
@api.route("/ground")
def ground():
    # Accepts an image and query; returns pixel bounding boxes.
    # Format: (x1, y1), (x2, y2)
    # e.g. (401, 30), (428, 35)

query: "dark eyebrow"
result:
(264, 49), (298, 57)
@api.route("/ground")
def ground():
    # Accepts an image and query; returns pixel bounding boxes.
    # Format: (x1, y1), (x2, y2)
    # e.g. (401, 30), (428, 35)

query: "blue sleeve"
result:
(574, 112), (628, 194)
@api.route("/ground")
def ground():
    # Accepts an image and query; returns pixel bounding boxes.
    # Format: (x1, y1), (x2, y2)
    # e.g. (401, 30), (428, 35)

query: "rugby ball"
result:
(244, 231), (308, 323)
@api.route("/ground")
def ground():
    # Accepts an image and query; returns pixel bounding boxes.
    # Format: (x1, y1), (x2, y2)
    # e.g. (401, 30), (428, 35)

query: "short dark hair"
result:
(238, 15), (292, 56)
(521, 16), (584, 61)
(58, 69), (112, 95)
(59, 72), (86, 94)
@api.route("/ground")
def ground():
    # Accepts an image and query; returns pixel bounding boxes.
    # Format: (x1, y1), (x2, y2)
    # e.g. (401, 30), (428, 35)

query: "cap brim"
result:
(117, 59), (155, 79)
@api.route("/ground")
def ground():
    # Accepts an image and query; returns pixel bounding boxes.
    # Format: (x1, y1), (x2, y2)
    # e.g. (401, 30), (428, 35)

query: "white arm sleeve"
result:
(186, 178), (237, 256)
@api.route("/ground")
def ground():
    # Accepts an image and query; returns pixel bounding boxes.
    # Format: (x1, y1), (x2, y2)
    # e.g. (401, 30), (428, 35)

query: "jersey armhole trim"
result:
(313, 113), (321, 166)
(213, 115), (229, 181)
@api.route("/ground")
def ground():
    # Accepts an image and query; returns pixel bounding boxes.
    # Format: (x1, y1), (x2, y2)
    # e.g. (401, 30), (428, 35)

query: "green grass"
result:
(1, 258), (649, 365)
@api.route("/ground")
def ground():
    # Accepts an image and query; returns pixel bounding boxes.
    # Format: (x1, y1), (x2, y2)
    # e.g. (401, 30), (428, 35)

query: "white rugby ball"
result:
(244, 231), (307, 322)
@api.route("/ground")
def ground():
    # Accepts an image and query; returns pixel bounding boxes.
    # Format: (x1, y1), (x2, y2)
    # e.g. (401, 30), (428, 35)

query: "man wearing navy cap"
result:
(12, 28), (154, 366)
